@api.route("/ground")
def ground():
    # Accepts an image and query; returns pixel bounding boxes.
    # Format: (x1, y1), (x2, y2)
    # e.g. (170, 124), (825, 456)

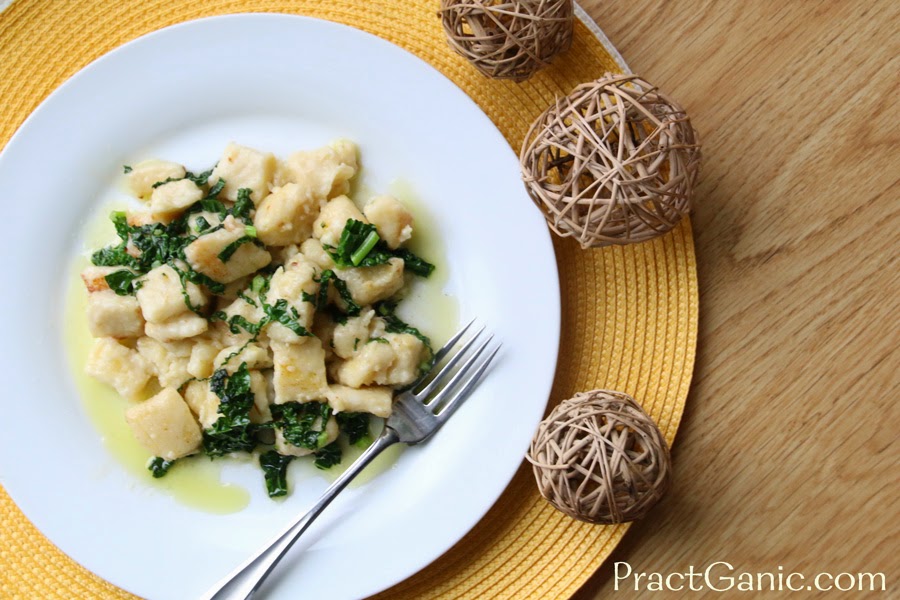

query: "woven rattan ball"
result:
(439, 0), (574, 82)
(520, 73), (701, 247)
(526, 390), (672, 524)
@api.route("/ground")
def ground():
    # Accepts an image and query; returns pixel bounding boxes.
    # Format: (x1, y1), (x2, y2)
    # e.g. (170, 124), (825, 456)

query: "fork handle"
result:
(202, 428), (400, 600)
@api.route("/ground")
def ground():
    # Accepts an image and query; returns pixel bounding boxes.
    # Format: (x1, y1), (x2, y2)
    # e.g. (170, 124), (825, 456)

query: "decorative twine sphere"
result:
(526, 390), (672, 524)
(439, 0), (574, 82)
(520, 73), (702, 247)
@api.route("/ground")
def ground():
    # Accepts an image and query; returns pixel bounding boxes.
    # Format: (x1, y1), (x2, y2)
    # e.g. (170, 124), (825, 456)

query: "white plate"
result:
(0, 14), (560, 600)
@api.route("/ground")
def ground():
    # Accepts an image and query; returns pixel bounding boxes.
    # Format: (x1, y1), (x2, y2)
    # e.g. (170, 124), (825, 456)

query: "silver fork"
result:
(202, 320), (499, 600)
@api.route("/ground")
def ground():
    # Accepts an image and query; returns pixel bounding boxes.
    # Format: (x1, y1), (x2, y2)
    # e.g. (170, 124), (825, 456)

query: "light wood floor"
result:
(576, 1), (899, 596)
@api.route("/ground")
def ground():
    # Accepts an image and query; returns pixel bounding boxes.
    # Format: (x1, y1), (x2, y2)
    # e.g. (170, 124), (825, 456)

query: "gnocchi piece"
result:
(326, 384), (393, 418)
(125, 387), (203, 460)
(274, 415), (339, 457)
(186, 210), (224, 236)
(81, 265), (129, 293)
(274, 139), (358, 199)
(335, 257), (405, 306)
(209, 142), (277, 203)
(312, 195), (367, 247)
(379, 333), (427, 386)
(144, 312), (209, 342)
(148, 179), (204, 222)
(214, 342), (272, 373)
(183, 380), (221, 429)
(272, 244), (302, 265)
(249, 371), (273, 424)
(136, 337), (193, 389)
(136, 264), (207, 323)
(253, 183), (321, 247)
(126, 159), (186, 200)
(126, 211), (157, 228)
(331, 309), (375, 359)
(184, 216), (272, 283)
(312, 312), (337, 361)
(221, 292), (266, 322)
(86, 290), (145, 339)
(333, 332), (426, 388)
(265, 259), (319, 343)
(187, 336), (222, 379)
(215, 295), (267, 346)
(218, 275), (253, 304)
(272, 338), (329, 404)
(85, 338), (153, 400)
(363, 195), (414, 249)
(332, 339), (396, 388)
(300, 238), (336, 271)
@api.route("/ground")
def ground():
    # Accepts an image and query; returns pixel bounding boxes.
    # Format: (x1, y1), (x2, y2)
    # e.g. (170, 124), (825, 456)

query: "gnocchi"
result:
(83, 141), (437, 497)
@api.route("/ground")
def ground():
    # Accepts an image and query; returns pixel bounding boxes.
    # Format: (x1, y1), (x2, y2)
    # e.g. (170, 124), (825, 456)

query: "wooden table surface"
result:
(573, 1), (899, 596)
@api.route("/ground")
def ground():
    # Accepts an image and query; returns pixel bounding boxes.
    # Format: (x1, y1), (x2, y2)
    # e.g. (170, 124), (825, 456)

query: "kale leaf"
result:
(313, 269), (361, 316)
(193, 216), (212, 233)
(231, 188), (255, 224)
(217, 235), (262, 262)
(205, 178), (226, 199)
(314, 270), (334, 310)
(225, 314), (263, 336)
(151, 168), (214, 190)
(104, 270), (142, 296)
(324, 219), (381, 267)
(392, 248), (435, 278)
(202, 363), (259, 457)
(259, 450), (293, 497)
(314, 442), (342, 470)
(331, 276), (361, 316)
(181, 268), (226, 295)
(336, 412), (371, 447)
(91, 246), (138, 269)
(90, 212), (140, 269)
(271, 401), (332, 450)
(128, 221), (191, 271)
(148, 457), (175, 478)
(324, 219), (434, 277)
(187, 168), (214, 187)
(263, 299), (313, 337)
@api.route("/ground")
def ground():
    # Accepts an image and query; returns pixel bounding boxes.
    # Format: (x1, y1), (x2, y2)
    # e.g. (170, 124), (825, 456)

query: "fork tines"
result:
(415, 319), (500, 421)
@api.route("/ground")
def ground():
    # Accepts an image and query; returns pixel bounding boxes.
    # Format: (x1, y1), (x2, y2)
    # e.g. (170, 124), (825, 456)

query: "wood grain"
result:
(574, 0), (900, 596)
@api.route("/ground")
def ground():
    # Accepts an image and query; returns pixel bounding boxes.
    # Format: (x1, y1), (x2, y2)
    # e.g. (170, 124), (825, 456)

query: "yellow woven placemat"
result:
(0, 1), (698, 598)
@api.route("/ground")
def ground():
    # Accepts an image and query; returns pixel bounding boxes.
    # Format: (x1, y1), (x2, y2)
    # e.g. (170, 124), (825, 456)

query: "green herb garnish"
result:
(324, 219), (434, 277)
(205, 178), (226, 199)
(336, 412), (371, 447)
(232, 188), (255, 224)
(217, 235), (263, 262)
(324, 219), (380, 267)
(104, 270), (142, 296)
(148, 457), (175, 478)
(316, 270), (361, 316)
(259, 450), (293, 497)
(263, 299), (312, 338)
(188, 168), (214, 187)
(313, 442), (342, 469)
(202, 363), (259, 457)
(271, 401), (332, 450)
(392, 248), (435, 277)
